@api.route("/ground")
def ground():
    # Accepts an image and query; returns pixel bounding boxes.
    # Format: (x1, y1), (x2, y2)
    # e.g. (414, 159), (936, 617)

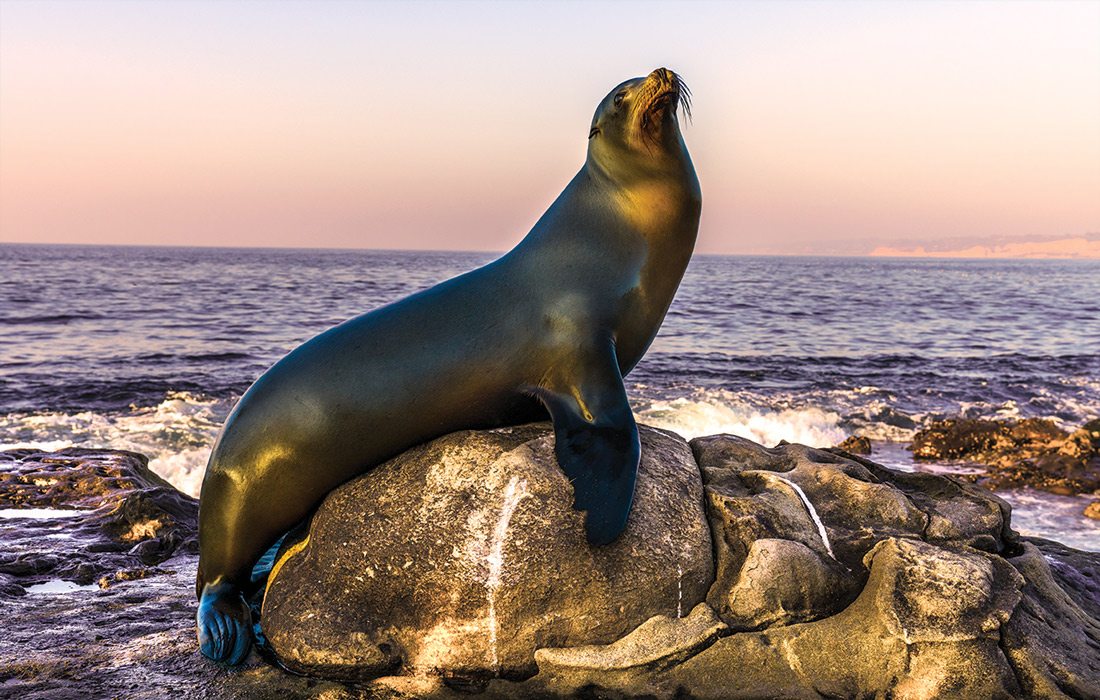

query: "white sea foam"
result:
(634, 392), (847, 446)
(5, 388), (851, 498)
(25, 579), (100, 594)
(0, 508), (92, 519)
(3, 389), (851, 498)
(0, 392), (231, 498)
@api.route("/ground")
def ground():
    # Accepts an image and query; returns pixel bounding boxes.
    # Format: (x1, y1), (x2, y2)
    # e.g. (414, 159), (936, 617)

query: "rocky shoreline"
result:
(2, 426), (1099, 699)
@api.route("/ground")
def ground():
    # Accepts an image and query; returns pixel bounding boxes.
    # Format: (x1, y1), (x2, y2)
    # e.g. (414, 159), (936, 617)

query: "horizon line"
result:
(3, 239), (1100, 261)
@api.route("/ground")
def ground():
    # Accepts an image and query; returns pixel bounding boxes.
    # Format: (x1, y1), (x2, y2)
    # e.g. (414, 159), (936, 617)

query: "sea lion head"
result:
(587, 68), (693, 179)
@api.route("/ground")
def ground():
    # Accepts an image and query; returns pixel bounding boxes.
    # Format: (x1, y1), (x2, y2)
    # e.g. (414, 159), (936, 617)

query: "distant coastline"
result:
(869, 236), (1100, 260)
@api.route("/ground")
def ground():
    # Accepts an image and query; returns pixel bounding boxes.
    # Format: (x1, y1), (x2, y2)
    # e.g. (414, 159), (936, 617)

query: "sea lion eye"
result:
(613, 92), (626, 107)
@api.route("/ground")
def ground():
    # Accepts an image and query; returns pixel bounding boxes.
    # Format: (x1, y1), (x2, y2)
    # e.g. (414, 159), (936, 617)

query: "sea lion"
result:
(196, 67), (701, 665)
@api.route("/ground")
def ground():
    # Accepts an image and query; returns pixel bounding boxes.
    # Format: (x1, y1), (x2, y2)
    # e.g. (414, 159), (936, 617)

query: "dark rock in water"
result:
(3, 436), (1100, 699)
(911, 417), (1016, 459)
(910, 417), (1100, 496)
(0, 449), (388, 700)
(0, 572), (24, 597)
(0, 552), (363, 700)
(835, 434), (872, 455)
(261, 425), (714, 680)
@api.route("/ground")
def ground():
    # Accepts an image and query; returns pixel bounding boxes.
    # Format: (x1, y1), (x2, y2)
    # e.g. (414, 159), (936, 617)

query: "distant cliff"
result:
(870, 236), (1100, 259)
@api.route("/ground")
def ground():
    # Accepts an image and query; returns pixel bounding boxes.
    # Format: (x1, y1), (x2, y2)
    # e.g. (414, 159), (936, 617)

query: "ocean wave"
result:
(1, 388), (861, 497)
(0, 375), (248, 414)
(179, 352), (255, 363)
(633, 392), (848, 446)
(0, 391), (231, 497)
(630, 385), (922, 443)
(0, 312), (105, 325)
(1, 383), (1095, 500)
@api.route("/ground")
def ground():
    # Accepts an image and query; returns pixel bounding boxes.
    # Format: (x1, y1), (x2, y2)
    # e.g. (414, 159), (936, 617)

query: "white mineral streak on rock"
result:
(677, 563), (684, 618)
(772, 475), (837, 561)
(486, 475), (528, 672)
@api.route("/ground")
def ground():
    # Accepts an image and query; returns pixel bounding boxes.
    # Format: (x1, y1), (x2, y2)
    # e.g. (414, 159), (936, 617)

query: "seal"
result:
(196, 67), (701, 665)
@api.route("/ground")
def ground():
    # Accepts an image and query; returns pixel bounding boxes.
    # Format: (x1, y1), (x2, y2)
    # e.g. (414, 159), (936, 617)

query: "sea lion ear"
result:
(533, 338), (640, 546)
(589, 126), (600, 139)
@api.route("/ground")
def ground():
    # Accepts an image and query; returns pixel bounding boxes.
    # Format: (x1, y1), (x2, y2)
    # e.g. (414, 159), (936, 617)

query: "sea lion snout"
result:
(638, 68), (690, 128)
(649, 67), (675, 86)
(645, 67), (681, 97)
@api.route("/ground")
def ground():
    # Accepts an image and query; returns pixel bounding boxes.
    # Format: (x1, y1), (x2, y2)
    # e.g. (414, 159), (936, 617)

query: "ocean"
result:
(2, 244), (1098, 548)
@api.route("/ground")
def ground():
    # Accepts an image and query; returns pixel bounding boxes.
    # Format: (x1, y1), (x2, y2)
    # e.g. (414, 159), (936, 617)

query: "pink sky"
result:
(1, 0), (1098, 255)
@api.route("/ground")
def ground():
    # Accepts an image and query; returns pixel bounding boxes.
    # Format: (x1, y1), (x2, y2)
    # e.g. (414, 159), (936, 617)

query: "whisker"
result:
(674, 73), (693, 123)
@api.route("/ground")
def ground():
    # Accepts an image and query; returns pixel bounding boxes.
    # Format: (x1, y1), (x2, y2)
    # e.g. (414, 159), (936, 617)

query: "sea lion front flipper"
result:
(537, 340), (640, 546)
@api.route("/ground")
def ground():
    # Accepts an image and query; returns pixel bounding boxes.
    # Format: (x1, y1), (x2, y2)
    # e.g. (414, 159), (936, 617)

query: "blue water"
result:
(1, 244), (1098, 547)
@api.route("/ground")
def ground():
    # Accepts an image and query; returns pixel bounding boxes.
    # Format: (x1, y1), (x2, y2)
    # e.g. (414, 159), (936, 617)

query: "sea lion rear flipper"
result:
(538, 340), (640, 546)
(196, 580), (253, 665)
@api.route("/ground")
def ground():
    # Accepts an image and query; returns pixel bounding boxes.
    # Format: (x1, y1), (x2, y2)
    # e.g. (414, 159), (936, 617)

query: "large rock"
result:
(261, 428), (1100, 698)
(260, 424), (714, 681)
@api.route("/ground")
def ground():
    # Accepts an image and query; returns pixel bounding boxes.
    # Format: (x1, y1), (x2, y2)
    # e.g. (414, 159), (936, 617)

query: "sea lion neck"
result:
(582, 147), (701, 245)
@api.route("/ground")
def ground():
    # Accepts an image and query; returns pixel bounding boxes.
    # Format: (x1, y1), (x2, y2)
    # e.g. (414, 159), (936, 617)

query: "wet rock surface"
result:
(910, 417), (1100, 496)
(0, 449), (197, 591)
(2, 433), (1099, 699)
(0, 449), (333, 699)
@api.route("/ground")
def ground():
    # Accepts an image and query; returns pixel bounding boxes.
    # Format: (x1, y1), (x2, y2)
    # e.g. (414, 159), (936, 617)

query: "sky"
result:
(1, 0), (1098, 255)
